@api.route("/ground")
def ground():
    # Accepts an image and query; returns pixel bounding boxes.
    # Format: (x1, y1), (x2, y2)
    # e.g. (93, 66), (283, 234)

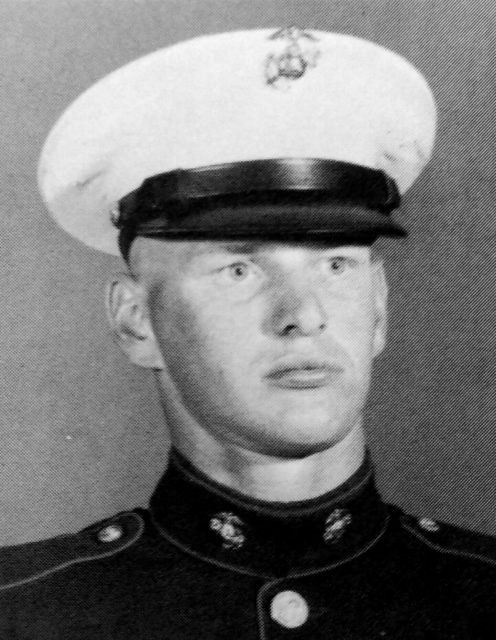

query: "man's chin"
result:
(245, 429), (351, 459)
(260, 443), (333, 460)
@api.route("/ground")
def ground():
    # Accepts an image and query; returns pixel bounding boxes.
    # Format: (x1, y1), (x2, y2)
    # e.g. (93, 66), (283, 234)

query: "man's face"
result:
(130, 238), (387, 457)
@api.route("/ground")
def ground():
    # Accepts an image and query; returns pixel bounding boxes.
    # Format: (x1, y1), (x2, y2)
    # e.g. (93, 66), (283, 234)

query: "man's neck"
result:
(171, 423), (367, 503)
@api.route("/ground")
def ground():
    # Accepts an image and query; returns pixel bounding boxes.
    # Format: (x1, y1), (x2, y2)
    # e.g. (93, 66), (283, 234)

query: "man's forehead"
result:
(185, 240), (262, 257)
(183, 239), (373, 256)
(130, 236), (372, 269)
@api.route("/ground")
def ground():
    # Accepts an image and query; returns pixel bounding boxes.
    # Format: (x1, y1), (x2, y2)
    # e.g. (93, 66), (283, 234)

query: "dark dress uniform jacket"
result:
(1, 450), (496, 639)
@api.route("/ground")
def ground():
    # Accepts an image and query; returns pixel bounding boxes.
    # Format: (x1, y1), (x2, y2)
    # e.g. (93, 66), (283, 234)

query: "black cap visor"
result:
(146, 200), (406, 241)
(116, 159), (405, 258)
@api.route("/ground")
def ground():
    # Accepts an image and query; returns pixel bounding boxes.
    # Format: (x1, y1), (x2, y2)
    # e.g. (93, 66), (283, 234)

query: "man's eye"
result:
(325, 257), (351, 274)
(221, 262), (252, 281)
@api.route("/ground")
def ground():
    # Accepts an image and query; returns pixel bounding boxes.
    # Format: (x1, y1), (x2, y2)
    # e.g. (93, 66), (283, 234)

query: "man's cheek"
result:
(151, 306), (197, 368)
(336, 303), (376, 341)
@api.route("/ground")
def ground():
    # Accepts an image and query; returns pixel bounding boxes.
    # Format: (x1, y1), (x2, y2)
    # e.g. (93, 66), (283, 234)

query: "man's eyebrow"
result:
(222, 241), (260, 254)
(192, 241), (260, 257)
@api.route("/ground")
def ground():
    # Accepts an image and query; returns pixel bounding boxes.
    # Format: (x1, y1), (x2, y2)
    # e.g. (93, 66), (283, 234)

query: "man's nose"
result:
(269, 283), (328, 338)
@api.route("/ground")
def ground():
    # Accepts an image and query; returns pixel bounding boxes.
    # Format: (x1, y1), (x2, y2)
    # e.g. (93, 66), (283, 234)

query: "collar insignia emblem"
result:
(265, 26), (320, 89)
(209, 512), (246, 550)
(323, 508), (352, 544)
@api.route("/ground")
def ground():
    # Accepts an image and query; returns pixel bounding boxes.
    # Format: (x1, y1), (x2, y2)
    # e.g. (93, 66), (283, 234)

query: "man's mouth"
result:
(265, 360), (343, 389)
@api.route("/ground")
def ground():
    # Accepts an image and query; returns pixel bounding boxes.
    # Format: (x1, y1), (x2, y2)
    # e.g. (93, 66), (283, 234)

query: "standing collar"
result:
(149, 449), (389, 578)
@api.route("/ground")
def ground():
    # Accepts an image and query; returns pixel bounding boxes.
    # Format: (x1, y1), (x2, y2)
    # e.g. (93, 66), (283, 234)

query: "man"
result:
(1, 26), (495, 639)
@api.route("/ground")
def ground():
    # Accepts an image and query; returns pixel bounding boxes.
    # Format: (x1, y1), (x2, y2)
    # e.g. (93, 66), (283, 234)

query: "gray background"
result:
(1, 0), (495, 546)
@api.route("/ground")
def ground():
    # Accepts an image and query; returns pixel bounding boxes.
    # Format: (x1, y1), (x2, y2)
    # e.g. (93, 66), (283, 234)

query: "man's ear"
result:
(105, 274), (165, 369)
(371, 258), (388, 357)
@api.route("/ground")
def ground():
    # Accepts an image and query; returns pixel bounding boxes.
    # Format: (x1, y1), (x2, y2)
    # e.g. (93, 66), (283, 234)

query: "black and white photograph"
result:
(0, 0), (495, 637)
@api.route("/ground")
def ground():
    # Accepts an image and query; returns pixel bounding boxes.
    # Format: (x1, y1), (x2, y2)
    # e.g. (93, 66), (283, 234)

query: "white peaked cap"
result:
(38, 28), (437, 256)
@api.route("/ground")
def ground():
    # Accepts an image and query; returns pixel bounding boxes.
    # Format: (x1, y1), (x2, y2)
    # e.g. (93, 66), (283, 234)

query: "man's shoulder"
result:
(390, 505), (496, 569)
(0, 509), (146, 592)
(3, 503), (496, 593)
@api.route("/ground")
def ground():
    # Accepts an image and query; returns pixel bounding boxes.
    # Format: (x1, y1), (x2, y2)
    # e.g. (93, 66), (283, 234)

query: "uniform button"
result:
(418, 517), (440, 533)
(270, 590), (309, 629)
(109, 205), (120, 226)
(97, 523), (123, 543)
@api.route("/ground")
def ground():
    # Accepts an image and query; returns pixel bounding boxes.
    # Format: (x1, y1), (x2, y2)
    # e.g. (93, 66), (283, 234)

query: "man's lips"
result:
(264, 359), (343, 389)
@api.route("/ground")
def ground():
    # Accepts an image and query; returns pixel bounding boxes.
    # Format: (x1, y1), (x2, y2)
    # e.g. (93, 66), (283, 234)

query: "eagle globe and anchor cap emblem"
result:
(265, 26), (321, 89)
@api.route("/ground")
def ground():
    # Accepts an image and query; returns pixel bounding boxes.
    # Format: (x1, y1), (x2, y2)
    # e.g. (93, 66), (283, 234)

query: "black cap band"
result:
(115, 158), (402, 259)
